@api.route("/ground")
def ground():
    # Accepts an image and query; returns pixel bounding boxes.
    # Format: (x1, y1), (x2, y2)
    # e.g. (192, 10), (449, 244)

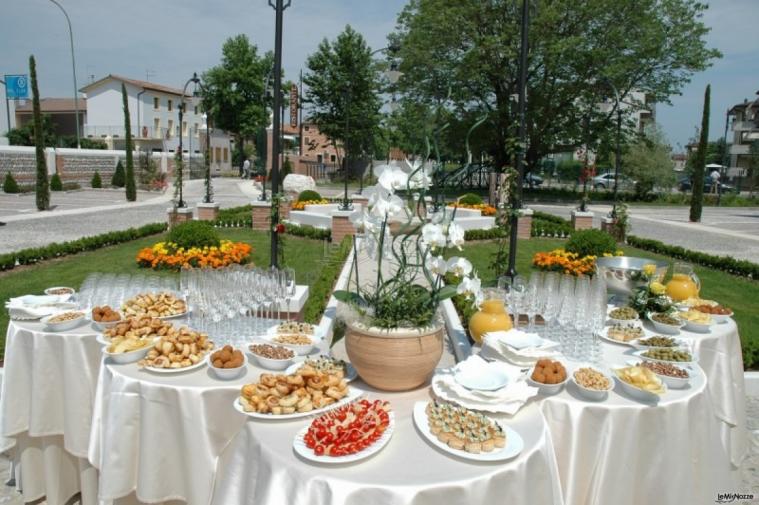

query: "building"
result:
(265, 122), (343, 180)
(14, 98), (86, 138)
(80, 74), (231, 172)
(727, 91), (759, 180)
(671, 153), (687, 172)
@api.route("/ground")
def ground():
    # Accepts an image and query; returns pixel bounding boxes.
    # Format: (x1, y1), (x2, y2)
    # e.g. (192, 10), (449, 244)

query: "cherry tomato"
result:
(314, 445), (325, 456)
(349, 430), (361, 442)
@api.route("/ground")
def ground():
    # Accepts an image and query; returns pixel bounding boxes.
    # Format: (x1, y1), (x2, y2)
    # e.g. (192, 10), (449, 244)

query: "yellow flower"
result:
(643, 263), (657, 277)
(615, 250), (624, 256)
(602, 252), (612, 257)
(649, 281), (666, 295)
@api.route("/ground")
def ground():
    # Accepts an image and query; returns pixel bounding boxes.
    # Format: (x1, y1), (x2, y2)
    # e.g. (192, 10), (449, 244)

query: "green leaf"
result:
(437, 284), (458, 300)
(333, 290), (365, 306)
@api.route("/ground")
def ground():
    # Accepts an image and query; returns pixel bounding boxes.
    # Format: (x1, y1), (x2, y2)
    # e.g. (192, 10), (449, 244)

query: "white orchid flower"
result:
(425, 255), (448, 277)
(447, 222), (465, 249)
(408, 169), (432, 190)
(403, 158), (422, 174)
(421, 223), (447, 249)
(446, 257), (473, 277)
(378, 167), (409, 192)
(456, 275), (481, 299)
(370, 193), (405, 219)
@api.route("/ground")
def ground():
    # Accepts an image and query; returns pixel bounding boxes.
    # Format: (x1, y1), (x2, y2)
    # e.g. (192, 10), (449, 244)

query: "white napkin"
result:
(6, 295), (76, 320)
(432, 355), (538, 415)
(483, 330), (561, 367)
(487, 329), (549, 350)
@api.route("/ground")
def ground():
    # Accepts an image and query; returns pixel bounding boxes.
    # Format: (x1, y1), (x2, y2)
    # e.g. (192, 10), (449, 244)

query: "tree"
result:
(202, 35), (273, 174)
(303, 25), (383, 173)
(50, 173), (63, 191)
(393, 0), (721, 171)
(3, 172), (20, 193)
(706, 138), (728, 166)
(91, 170), (102, 188)
(5, 115), (56, 146)
(622, 125), (676, 196)
(122, 83), (137, 201)
(690, 85), (710, 222)
(112, 161), (126, 187)
(30, 55), (49, 211)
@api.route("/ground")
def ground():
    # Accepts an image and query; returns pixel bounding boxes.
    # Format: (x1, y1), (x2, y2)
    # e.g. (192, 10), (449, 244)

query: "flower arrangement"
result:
(291, 198), (330, 210)
(532, 248), (599, 276)
(447, 202), (497, 216)
(629, 262), (674, 316)
(334, 160), (480, 330)
(136, 240), (252, 270)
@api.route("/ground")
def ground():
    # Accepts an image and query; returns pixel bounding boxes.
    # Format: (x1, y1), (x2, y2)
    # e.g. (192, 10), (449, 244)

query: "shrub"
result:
(167, 220), (221, 249)
(464, 228), (507, 241)
(91, 171), (102, 188)
(458, 193), (483, 205)
(566, 229), (617, 257)
(112, 161), (126, 187)
(50, 173), (63, 191)
(298, 189), (322, 202)
(284, 222), (331, 241)
(303, 236), (352, 324)
(3, 172), (20, 193)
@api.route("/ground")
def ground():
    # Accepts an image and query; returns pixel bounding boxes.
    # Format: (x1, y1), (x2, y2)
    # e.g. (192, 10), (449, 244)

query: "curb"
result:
(745, 371), (759, 397)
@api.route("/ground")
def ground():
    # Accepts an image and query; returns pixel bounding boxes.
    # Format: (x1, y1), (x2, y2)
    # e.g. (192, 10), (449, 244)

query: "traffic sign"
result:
(4, 74), (28, 99)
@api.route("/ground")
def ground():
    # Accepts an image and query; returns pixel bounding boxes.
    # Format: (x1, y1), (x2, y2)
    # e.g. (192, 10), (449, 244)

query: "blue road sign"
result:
(4, 75), (29, 99)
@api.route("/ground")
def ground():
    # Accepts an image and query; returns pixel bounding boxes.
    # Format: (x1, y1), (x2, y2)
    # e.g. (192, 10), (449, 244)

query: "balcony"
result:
(83, 125), (199, 141)
(730, 144), (750, 156)
(732, 121), (759, 132)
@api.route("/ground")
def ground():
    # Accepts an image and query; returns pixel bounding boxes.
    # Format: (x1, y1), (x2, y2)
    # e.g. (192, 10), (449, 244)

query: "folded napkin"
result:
(483, 329), (561, 367)
(6, 295), (76, 320)
(487, 328), (549, 350)
(431, 355), (538, 415)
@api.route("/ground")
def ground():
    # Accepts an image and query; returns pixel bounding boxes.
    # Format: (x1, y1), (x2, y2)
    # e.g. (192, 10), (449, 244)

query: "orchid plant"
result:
(334, 159), (482, 330)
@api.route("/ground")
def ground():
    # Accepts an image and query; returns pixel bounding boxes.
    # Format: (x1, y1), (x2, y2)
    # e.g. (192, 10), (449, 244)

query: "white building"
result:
(80, 74), (231, 172)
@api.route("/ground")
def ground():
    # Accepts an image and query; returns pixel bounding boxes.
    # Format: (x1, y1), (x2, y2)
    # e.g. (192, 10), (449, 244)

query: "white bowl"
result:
(208, 352), (248, 380)
(249, 351), (294, 370)
(707, 312), (733, 324)
(91, 312), (125, 331)
(613, 373), (666, 402)
(654, 370), (691, 389)
(527, 364), (569, 395)
(633, 348), (697, 365)
(44, 286), (76, 301)
(571, 368), (614, 401)
(630, 336), (684, 351)
(682, 319), (714, 333)
(262, 334), (319, 356)
(41, 311), (87, 331)
(647, 313), (685, 335)
(103, 342), (152, 364)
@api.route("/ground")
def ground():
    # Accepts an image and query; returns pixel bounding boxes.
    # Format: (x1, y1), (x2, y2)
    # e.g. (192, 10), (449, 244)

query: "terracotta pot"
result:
(468, 298), (512, 344)
(345, 322), (444, 392)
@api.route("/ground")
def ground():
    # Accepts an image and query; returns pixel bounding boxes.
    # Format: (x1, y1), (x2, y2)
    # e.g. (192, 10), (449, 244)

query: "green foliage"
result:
(464, 228), (507, 241)
(690, 85), (709, 222)
(5, 114), (56, 147)
(297, 189), (322, 202)
(50, 173), (63, 191)
(167, 221), (221, 249)
(0, 222), (168, 272)
(365, 283), (437, 329)
(393, 0), (720, 170)
(303, 236), (352, 324)
(123, 83), (137, 202)
(91, 171), (102, 188)
(137, 151), (159, 186)
(112, 161), (126, 187)
(30, 55), (49, 211)
(622, 124), (676, 196)
(531, 212), (573, 238)
(458, 193), (483, 205)
(218, 204), (253, 221)
(556, 160), (582, 183)
(281, 157), (293, 183)
(303, 25), (382, 163)
(284, 222), (331, 241)
(3, 172), (20, 193)
(566, 229), (617, 257)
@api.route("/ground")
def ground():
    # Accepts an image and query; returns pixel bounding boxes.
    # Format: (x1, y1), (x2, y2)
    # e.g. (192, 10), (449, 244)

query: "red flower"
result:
(274, 223), (285, 233)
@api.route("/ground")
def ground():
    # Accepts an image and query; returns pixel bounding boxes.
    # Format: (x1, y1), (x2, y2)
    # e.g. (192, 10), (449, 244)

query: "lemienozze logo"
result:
(715, 492), (755, 503)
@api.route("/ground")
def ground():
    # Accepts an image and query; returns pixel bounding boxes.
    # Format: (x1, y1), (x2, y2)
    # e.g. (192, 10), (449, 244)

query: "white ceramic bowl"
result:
(208, 352), (248, 380)
(571, 368), (614, 401)
(630, 336), (684, 351)
(682, 318), (714, 333)
(647, 313), (685, 335)
(653, 370), (691, 389)
(103, 342), (152, 364)
(264, 335), (319, 356)
(613, 372), (667, 402)
(249, 350), (294, 370)
(706, 311), (733, 324)
(633, 348), (697, 365)
(91, 312), (125, 331)
(41, 311), (87, 331)
(44, 286), (76, 301)
(527, 364), (569, 395)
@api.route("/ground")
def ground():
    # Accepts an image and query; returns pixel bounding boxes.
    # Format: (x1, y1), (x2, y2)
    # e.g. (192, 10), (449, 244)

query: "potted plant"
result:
(334, 161), (480, 391)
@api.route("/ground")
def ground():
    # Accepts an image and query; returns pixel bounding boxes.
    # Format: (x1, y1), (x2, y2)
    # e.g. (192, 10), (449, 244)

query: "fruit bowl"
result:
(595, 256), (669, 297)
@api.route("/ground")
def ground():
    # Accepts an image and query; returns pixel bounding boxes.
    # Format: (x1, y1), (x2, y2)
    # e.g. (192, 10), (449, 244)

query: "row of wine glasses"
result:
(78, 273), (178, 310)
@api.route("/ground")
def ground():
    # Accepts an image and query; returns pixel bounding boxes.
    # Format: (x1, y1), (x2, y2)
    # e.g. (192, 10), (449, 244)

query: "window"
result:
(153, 118), (160, 137)
(304, 136), (310, 145)
(194, 106), (198, 115)
(330, 154), (336, 162)
(223, 148), (229, 162)
(193, 123), (198, 134)
(167, 119), (174, 138)
(215, 147), (221, 163)
(167, 99), (173, 112)
(182, 121), (187, 136)
(304, 125), (310, 131)
(153, 97), (159, 110)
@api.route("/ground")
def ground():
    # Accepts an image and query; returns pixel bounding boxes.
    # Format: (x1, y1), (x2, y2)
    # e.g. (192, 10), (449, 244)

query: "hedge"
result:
(464, 228), (507, 241)
(284, 222), (331, 241)
(626, 235), (759, 279)
(0, 222), (168, 272)
(303, 236), (352, 324)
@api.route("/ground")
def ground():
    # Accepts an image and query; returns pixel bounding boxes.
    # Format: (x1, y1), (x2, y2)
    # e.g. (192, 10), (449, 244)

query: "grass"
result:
(461, 237), (759, 369)
(0, 229), (327, 361)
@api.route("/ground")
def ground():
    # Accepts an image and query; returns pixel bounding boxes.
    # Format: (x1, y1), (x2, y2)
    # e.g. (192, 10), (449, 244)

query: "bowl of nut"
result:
(248, 343), (295, 370)
(571, 366), (614, 401)
(208, 346), (247, 380)
(637, 360), (691, 389)
(607, 307), (640, 326)
(647, 312), (685, 335)
(91, 305), (124, 330)
(44, 286), (76, 301)
(678, 309), (715, 333)
(41, 310), (86, 331)
(527, 359), (569, 395)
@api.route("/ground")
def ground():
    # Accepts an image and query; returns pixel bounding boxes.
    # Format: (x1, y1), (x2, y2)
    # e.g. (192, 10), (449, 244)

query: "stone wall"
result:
(0, 146), (39, 184)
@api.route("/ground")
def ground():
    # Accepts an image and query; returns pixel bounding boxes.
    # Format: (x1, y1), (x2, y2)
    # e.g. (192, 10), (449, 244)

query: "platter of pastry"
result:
(97, 316), (175, 345)
(235, 369), (361, 420)
(599, 323), (645, 346)
(284, 356), (358, 382)
(122, 292), (188, 319)
(139, 326), (214, 373)
(412, 401), (523, 462)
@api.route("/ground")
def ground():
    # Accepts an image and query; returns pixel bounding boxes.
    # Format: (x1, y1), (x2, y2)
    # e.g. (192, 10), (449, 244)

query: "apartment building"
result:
(14, 97), (86, 138)
(727, 91), (759, 179)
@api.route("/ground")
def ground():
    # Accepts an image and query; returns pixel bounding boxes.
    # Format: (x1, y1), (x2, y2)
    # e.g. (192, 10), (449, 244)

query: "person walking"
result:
(242, 158), (251, 180)
(710, 167), (720, 194)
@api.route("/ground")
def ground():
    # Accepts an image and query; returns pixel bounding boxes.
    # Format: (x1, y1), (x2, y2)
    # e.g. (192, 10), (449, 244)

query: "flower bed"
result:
(532, 248), (597, 276)
(447, 203), (497, 216)
(291, 199), (330, 210)
(136, 240), (252, 270)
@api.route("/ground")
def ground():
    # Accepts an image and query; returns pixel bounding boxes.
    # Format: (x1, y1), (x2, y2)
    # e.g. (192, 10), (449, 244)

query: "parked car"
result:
(677, 177), (735, 194)
(591, 172), (636, 191)
(523, 173), (543, 187)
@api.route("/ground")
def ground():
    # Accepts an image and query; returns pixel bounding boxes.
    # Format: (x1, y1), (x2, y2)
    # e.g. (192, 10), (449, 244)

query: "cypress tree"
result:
(30, 55), (49, 210)
(112, 160), (126, 187)
(3, 172), (20, 193)
(50, 173), (63, 191)
(689, 84), (710, 222)
(123, 83), (137, 201)
(91, 170), (103, 188)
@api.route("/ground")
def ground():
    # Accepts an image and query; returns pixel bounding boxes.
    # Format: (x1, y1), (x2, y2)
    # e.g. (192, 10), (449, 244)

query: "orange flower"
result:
(136, 240), (252, 271)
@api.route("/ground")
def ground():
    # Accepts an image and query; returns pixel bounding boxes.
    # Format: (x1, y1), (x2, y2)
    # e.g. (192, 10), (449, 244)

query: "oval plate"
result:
(234, 387), (362, 420)
(284, 359), (358, 382)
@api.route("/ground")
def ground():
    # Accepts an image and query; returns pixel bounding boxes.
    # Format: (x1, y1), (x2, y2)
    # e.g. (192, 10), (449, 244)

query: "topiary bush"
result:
(167, 220), (221, 249)
(458, 193), (483, 205)
(297, 189), (322, 202)
(91, 171), (102, 188)
(3, 172), (20, 193)
(566, 229), (617, 257)
(112, 161), (126, 187)
(50, 173), (63, 191)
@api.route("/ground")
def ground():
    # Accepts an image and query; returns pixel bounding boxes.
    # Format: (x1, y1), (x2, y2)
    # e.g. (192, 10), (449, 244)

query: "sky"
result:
(1, 0), (757, 152)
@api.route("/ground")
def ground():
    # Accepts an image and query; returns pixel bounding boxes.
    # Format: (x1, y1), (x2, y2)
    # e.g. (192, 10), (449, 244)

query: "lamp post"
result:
(268, 0), (292, 268)
(719, 108), (730, 206)
(48, 0), (81, 149)
(201, 112), (213, 203)
(177, 72), (200, 208)
(506, 0), (529, 281)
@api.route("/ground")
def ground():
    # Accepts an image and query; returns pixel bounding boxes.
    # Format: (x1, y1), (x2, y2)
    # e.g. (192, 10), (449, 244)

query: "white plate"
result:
(255, 333), (321, 356)
(234, 387), (363, 420)
(633, 348), (697, 365)
(284, 360), (358, 382)
(142, 353), (211, 373)
(412, 402), (523, 462)
(455, 363), (509, 391)
(293, 411), (394, 464)
(599, 325), (644, 347)
(156, 309), (190, 320)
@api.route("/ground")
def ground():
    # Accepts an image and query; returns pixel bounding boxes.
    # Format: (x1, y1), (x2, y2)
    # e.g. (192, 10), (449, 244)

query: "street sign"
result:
(4, 74), (28, 99)
(289, 83), (298, 128)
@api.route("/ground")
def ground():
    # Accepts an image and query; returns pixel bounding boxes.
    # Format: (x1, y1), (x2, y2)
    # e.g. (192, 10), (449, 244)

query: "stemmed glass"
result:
(524, 272), (542, 332)
(510, 276), (526, 329)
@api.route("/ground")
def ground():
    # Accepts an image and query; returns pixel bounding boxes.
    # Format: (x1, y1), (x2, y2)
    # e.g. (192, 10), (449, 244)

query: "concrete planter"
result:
(517, 208), (534, 239)
(571, 210), (594, 230)
(196, 202), (220, 221)
(167, 207), (193, 228)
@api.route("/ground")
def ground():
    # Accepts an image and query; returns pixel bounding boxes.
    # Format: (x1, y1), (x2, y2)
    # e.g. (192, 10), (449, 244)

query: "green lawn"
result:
(462, 238), (759, 369)
(0, 229), (327, 361)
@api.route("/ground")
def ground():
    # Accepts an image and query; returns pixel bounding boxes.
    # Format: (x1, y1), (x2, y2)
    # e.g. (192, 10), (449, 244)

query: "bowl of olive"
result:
(634, 347), (696, 365)
(647, 312), (685, 335)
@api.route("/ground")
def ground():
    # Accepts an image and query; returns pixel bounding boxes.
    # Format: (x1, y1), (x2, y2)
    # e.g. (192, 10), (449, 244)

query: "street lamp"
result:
(47, 0), (81, 149)
(600, 78), (623, 218)
(200, 112), (213, 204)
(177, 72), (201, 208)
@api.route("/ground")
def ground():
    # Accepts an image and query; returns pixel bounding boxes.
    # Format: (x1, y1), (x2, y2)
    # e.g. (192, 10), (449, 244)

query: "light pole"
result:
(201, 112), (213, 203)
(506, 0), (529, 281)
(0, 79), (11, 134)
(719, 108), (730, 205)
(48, 0), (81, 149)
(268, 0), (292, 268)
(600, 78), (622, 218)
(177, 72), (200, 208)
